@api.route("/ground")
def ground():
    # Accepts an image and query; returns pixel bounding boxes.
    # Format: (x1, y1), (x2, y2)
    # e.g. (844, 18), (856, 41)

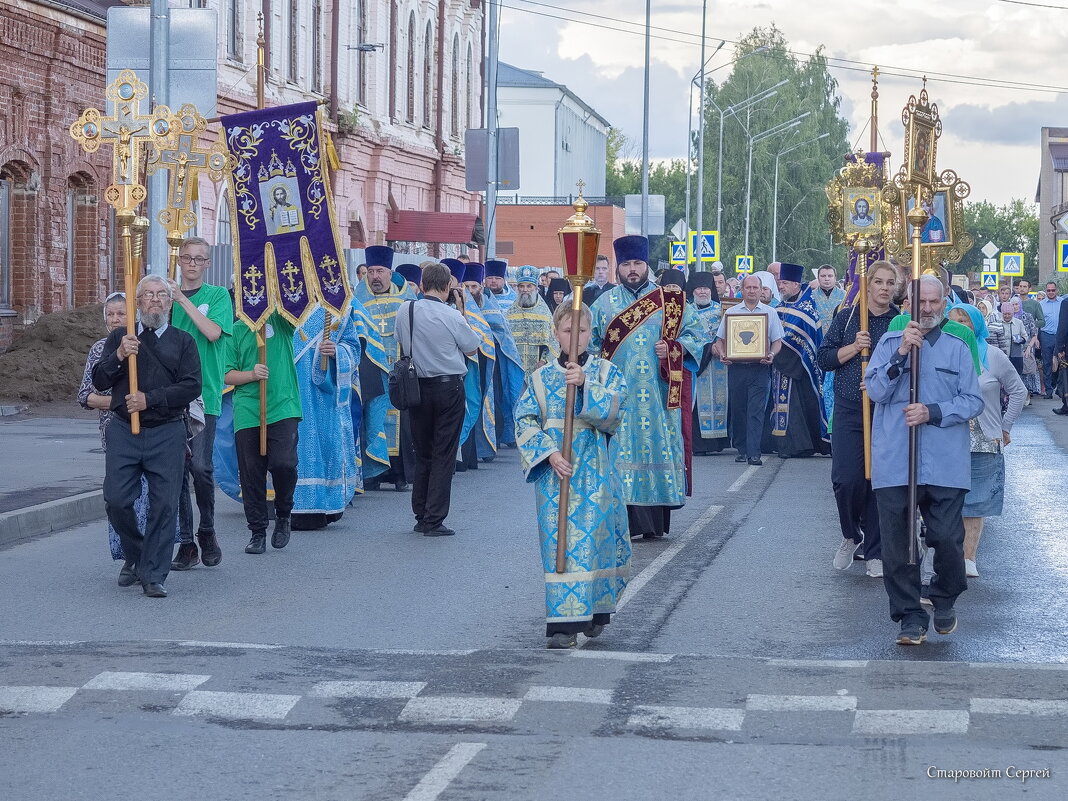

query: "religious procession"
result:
(2, 2), (1067, 797)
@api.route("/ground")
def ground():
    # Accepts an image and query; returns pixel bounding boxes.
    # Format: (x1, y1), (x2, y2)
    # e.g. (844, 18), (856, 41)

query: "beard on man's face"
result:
(620, 266), (648, 287)
(516, 291), (537, 308)
(140, 310), (167, 329)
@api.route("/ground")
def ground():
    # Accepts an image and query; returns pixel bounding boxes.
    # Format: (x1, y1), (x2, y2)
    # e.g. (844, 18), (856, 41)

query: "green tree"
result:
(699, 26), (851, 274)
(961, 199), (1039, 284)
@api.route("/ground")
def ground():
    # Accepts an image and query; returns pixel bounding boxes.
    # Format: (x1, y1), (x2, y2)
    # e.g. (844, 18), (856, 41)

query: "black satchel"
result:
(388, 300), (421, 410)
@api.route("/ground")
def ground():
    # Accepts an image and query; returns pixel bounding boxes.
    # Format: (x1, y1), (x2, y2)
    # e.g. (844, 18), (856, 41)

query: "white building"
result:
(1036, 127), (1068, 281)
(495, 62), (609, 199)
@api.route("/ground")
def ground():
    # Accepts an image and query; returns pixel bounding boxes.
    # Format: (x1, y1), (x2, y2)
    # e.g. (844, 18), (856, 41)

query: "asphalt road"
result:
(1, 401), (1066, 800)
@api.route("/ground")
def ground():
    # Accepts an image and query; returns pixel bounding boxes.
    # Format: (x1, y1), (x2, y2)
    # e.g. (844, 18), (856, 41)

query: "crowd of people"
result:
(78, 235), (1064, 648)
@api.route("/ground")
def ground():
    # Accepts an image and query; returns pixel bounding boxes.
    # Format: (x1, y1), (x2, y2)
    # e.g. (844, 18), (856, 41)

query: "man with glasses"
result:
(92, 276), (202, 597)
(1039, 281), (1063, 399)
(168, 237), (234, 570)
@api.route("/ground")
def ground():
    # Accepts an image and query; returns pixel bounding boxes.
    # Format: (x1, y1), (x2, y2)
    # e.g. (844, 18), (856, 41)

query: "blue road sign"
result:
(689, 230), (719, 263)
(981, 272), (998, 290)
(670, 242), (688, 265)
(1059, 240), (1068, 273)
(736, 255), (753, 274)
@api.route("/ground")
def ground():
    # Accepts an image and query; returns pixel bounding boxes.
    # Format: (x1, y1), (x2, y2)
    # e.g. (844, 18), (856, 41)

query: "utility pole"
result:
(147, 0), (170, 275)
(485, 0), (499, 258)
(640, 0), (650, 236)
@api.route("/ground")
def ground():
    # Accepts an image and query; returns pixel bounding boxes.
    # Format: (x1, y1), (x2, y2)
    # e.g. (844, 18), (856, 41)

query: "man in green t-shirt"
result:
(224, 312), (302, 554)
(168, 237), (234, 570)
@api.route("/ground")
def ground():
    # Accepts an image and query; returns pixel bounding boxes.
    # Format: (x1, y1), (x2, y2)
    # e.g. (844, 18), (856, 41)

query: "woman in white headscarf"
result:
(752, 270), (780, 307)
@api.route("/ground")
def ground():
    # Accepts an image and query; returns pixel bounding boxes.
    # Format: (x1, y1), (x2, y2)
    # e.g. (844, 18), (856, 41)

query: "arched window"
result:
(406, 13), (416, 123)
(423, 21), (434, 127)
(287, 0), (299, 84)
(312, 0), (323, 93)
(466, 43), (474, 129)
(217, 189), (232, 246)
(0, 174), (11, 308)
(66, 173), (98, 308)
(451, 35), (460, 136)
(225, 0), (239, 59)
(0, 161), (40, 314)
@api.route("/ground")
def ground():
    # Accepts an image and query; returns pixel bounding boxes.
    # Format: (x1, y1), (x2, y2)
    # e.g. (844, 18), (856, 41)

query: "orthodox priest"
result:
(688, 271), (729, 454)
(505, 265), (559, 374)
(485, 259), (516, 306)
(764, 262), (831, 458)
(589, 235), (711, 539)
(354, 245), (417, 490)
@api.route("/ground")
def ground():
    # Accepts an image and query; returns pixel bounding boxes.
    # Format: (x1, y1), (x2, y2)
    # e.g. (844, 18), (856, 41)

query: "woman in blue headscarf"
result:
(947, 303), (1027, 580)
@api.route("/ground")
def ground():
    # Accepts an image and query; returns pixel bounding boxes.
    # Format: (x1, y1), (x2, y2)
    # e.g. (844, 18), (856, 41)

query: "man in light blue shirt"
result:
(865, 275), (983, 647)
(1038, 281), (1063, 399)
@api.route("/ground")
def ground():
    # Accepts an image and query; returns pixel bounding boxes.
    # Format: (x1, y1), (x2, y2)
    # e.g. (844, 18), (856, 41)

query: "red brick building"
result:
(0, 0), (119, 351)
(495, 201), (625, 269)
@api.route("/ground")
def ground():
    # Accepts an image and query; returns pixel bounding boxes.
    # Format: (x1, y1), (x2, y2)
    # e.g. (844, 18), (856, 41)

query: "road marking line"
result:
(852, 709), (969, 735)
(970, 698), (1068, 716)
(174, 640), (283, 650)
(373, 649), (477, 657)
(0, 686), (78, 713)
(970, 662), (1068, 671)
(523, 685), (613, 704)
(0, 640), (85, 647)
(767, 659), (869, 669)
(310, 680), (426, 699)
(727, 466), (758, 493)
(569, 650), (673, 663)
(83, 671), (211, 692)
(399, 696), (522, 724)
(615, 504), (724, 614)
(628, 704), (744, 731)
(172, 690), (300, 720)
(402, 742), (486, 801)
(746, 694), (857, 712)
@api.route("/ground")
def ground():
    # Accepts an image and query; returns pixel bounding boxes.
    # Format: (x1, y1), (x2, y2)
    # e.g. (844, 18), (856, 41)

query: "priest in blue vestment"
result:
(589, 235), (711, 539)
(688, 271), (729, 454)
(485, 259), (516, 307)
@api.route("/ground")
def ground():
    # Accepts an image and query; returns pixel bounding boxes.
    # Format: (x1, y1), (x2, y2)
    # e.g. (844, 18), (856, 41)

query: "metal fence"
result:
(495, 195), (623, 206)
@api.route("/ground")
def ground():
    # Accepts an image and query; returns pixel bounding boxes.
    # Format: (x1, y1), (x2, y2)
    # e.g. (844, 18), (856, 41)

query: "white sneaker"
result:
(965, 559), (979, 578)
(865, 558), (883, 578)
(833, 539), (859, 570)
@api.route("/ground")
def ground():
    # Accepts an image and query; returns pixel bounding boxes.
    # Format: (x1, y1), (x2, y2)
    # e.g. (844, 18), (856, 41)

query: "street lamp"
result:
(744, 111), (810, 255)
(685, 37), (724, 236)
(772, 133), (829, 261)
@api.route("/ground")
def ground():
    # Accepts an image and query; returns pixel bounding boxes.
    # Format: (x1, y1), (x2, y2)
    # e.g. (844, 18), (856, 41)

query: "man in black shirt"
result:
(816, 261), (898, 579)
(93, 275), (202, 597)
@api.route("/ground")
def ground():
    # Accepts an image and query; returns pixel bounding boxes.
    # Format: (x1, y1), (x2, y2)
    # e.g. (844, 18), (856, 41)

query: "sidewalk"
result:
(0, 414), (106, 548)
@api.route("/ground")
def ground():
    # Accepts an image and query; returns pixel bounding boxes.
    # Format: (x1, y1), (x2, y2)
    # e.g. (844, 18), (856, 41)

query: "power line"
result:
(997, 0), (1068, 9)
(504, 0), (1068, 95)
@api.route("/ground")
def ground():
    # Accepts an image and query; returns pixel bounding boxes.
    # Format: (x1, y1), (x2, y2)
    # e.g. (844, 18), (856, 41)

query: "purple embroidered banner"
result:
(222, 101), (351, 329)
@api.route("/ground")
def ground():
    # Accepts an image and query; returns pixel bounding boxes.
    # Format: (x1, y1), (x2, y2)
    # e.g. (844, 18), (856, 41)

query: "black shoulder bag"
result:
(388, 300), (421, 410)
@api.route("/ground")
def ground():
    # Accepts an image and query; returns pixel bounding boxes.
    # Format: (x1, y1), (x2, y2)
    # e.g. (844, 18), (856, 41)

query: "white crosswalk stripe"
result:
(83, 671), (210, 692)
(173, 690), (301, 721)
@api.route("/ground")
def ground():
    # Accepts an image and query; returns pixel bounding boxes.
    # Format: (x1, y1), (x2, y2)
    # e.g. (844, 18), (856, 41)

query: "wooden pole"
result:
(555, 283), (584, 574)
(117, 210), (141, 435)
(855, 240), (872, 480)
(256, 13), (268, 457)
(320, 312), (332, 372)
(905, 190), (929, 565)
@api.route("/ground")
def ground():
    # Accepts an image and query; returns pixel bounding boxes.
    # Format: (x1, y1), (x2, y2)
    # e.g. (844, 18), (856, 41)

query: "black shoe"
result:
(413, 521), (427, 533)
(423, 525), (455, 537)
(171, 542), (200, 571)
(197, 530), (222, 566)
(896, 624), (927, 646)
(117, 561), (139, 587)
(933, 607), (958, 635)
(585, 623), (605, 638)
(1044, 393), (1054, 400)
(747, 457), (763, 466)
(1054, 406), (1068, 416)
(735, 454), (747, 463)
(245, 533), (266, 554)
(142, 582), (167, 598)
(272, 517), (291, 549)
(394, 481), (410, 492)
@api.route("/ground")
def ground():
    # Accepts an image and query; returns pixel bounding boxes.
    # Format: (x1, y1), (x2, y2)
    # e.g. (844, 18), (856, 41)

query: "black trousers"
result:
(103, 418), (186, 585)
(830, 403), (881, 559)
(409, 376), (466, 528)
(178, 413), (218, 542)
(727, 362), (771, 460)
(875, 484), (967, 628)
(235, 418), (299, 535)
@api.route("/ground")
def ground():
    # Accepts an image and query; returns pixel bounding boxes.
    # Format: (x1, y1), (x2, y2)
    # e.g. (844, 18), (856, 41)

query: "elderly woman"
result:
(752, 270), (780, 307)
(1011, 297), (1041, 397)
(77, 292), (179, 576)
(947, 304), (1027, 579)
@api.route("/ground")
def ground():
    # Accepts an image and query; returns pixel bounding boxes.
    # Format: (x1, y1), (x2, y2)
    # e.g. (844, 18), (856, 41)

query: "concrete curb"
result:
(0, 490), (104, 550)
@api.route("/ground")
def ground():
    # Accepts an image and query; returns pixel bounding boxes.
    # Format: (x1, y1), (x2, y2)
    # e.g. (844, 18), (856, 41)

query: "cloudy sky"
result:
(498, 0), (1068, 205)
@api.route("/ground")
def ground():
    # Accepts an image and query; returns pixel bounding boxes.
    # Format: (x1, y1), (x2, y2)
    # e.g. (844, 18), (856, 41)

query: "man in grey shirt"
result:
(865, 275), (983, 646)
(396, 262), (481, 536)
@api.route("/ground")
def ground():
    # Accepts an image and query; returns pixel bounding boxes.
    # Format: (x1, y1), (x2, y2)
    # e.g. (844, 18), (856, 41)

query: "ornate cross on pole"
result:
(151, 104), (231, 279)
(70, 69), (178, 435)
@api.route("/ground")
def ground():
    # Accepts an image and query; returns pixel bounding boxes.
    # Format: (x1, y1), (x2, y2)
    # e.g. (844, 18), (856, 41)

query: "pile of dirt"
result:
(0, 304), (108, 403)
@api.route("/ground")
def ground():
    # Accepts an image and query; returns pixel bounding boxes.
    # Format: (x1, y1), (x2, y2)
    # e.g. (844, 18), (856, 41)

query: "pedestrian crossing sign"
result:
(980, 272), (998, 290)
(670, 241), (688, 266)
(688, 230), (719, 263)
(1059, 241), (1068, 272)
(735, 255), (753, 274)
(999, 252), (1024, 277)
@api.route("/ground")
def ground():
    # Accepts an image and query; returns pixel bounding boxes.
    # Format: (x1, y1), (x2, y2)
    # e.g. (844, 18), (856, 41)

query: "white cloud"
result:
(499, 0), (1068, 202)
